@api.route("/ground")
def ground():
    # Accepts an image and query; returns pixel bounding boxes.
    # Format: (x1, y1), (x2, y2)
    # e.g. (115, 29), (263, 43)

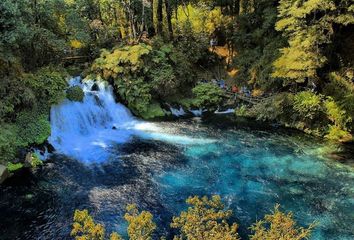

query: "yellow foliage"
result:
(124, 204), (156, 240)
(252, 89), (264, 97)
(249, 204), (315, 240)
(172, 4), (231, 36)
(71, 39), (84, 49)
(171, 195), (240, 240)
(71, 209), (105, 240)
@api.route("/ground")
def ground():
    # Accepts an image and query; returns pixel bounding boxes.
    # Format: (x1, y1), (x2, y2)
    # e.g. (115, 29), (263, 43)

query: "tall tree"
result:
(157, 0), (163, 34)
(164, 0), (173, 39)
(272, 0), (354, 86)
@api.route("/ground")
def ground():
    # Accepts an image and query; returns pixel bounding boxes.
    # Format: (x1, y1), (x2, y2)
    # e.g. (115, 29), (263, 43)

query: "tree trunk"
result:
(164, 0), (173, 39)
(157, 0), (163, 34)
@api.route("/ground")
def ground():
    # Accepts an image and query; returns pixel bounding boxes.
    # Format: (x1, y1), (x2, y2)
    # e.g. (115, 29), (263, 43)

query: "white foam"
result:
(49, 77), (216, 163)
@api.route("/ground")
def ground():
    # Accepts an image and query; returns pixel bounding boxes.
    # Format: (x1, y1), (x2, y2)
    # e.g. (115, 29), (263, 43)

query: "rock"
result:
(0, 164), (10, 184)
(23, 152), (33, 168)
(91, 83), (99, 91)
(112, 126), (117, 130)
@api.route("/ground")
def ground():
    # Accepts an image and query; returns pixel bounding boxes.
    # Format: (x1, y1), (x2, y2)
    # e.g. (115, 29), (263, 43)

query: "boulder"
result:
(0, 164), (9, 184)
(23, 152), (33, 168)
(91, 83), (99, 91)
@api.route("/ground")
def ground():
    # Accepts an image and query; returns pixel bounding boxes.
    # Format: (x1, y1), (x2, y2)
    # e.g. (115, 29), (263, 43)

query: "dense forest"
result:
(0, 0), (354, 238)
(1, 0), (354, 168)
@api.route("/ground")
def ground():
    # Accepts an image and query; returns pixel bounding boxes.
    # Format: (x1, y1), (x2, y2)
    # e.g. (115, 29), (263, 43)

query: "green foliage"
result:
(31, 153), (43, 168)
(91, 42), (198, 118)
(273, 0), (354, 84)
(293, 91), (322, 120)
(325, 125), (352, 142)
(0, 76), (36, 122)
(15, 112), (51, 146)
(0, 124), (21, 164)
(7, 162), (23, 172)
(23, 67), (68, 106)
(235, 105), (249, 118)
(171, 195), (240, 240)
(124, 204), (156, 240)
(67, 86), (85, 102)
(232, 0), (286, 90)
(249, 204), (315, 240)
(323, 70), (354, 130)
(247, 91), (352, 141)
(192, 83), (224, 110)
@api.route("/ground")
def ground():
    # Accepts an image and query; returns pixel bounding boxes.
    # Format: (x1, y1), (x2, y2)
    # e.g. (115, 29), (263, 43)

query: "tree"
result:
(192, 83), (225, 110)
(273, 0), (354, 86)
(71, 209), (106, 240)
(124, 204), (157, 240)
(71, 209), (122, 240)
(249, 204), (315, 240)
(171, 195), (240, 240)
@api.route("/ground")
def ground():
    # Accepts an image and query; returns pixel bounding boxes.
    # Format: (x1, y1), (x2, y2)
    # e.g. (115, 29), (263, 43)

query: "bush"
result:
(250, 204), (315, 240)
(22, 66), (68, 106)
(67, 86), (84, 102)
(192, 83), (224, 110)
(0, 124), (22, 164)
(293, 91), (323, 121)
(91, 42), (197, 118)
(16, 111), (51, 146)
(7, 162), (23, 172)
(71, 196), (315, 240)
(325, 125), (352, 142)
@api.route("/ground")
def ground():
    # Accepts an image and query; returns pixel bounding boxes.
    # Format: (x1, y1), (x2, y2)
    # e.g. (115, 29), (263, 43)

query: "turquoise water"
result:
(153, 120), (354, 239)
(1, 118), (354, 239)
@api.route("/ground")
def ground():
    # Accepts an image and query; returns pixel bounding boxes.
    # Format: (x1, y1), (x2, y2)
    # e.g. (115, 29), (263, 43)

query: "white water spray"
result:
(49, 77), (216, 163)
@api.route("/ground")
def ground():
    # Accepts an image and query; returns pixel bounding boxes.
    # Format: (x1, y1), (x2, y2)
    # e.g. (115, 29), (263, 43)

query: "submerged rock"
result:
(0, 164), (9, 184)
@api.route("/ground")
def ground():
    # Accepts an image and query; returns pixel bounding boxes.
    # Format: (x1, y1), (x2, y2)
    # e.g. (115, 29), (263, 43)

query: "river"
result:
(0, 78), (353, 239)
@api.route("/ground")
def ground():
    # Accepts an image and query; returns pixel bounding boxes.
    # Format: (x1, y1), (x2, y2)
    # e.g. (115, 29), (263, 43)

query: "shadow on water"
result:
(0, 137), (187, 239)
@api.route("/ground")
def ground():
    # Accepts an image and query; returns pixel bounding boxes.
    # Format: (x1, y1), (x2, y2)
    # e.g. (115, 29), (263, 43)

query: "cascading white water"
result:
(169, 106), (186, 117)
(49, 77), (215, 163)
(49, 77), (138, 163)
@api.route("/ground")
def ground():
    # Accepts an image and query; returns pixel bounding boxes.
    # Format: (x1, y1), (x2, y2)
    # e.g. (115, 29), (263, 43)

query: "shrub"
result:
(171, 195), (240, 240)
(250, 204), (315, 240)
(71, 196), (315, 240)
(192, 83), (224, 110)
(7, 162), (23, 172)
(0, 124), (22, 164)
(22, 66), (68, 106)
(124, 204), (156, 240)
(31, 153), (43, 168)
(67, 86), (84, 102)
(325, 125), (352, 142)
(71, 209), (107, 240)
(91, 42), (197, 118)
(16, 111), (51, 145)
(293, 91), (322, 121)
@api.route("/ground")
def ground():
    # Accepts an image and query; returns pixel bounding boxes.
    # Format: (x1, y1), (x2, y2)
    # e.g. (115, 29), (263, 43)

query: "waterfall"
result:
(49, 77), (137, 163)
(49, 77), (215, 163)
(169, 106), (186, 117)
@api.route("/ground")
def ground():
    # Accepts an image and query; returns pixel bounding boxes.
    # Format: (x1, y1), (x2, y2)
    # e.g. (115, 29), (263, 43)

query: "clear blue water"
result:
(1, 117), (354, 239)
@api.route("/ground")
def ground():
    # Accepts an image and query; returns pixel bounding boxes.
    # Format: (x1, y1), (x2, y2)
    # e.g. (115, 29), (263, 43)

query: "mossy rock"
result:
(139, 103), (166, 120)
(67, 86), (84, 102)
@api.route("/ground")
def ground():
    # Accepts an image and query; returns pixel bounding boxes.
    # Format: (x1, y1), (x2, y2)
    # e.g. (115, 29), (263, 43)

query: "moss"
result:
(7, 162), (23, 172)
(67, 86), (84, 102)
(31, 153), (43, 168)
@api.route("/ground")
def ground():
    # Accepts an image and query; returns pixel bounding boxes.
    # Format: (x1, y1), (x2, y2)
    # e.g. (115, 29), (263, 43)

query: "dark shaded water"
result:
(1, 117), (354, 240)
